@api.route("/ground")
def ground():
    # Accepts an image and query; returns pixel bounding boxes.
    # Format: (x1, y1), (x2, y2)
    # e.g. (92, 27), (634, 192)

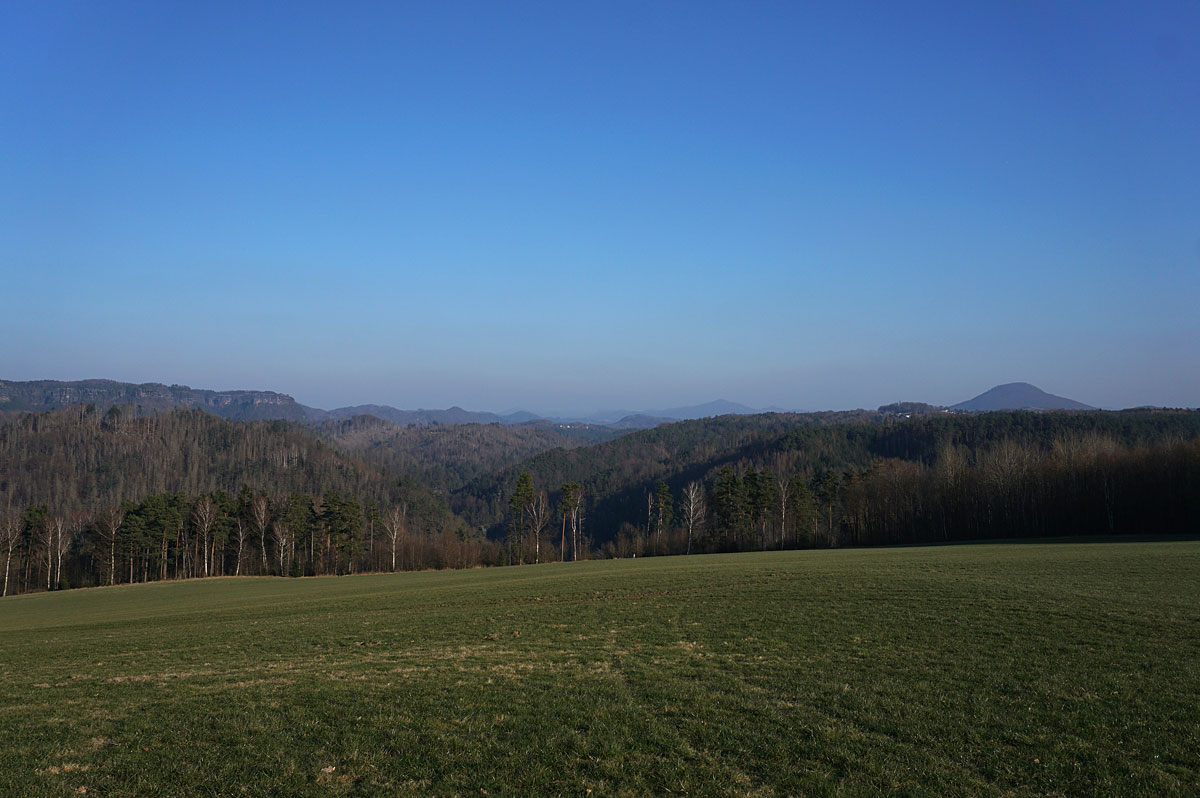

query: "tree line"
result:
(497, 431), (1200, 560)
(461, 409), (1200, 542)
(1, 485), (501, 597)
(2, 405), (1197, 596)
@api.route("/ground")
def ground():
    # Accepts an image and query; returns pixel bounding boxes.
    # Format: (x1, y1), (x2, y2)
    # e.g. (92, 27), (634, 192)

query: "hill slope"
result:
(0, 407), (459, 528)
(1, 543), (1196, 795)
(315, 414), (623, 495)
(454, 408), (1200, 541)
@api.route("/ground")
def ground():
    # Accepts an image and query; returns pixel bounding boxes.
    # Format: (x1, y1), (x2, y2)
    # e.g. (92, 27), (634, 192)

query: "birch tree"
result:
(271, 522), (292, 575)
(681, 481), (705, 555)
(382, 503), (407, 572)
(51, 515), (70, 588)
(1, 512), (21, 597)
(775, 472), (792, 549)
(529, 491), (550, 564)
(192, 496), (217, 577)
(233, 519), (249, 576)
(559, 483), (582, 562)
(570, 487), (584, 561)
(38, 516), (55, 591)
(96, 506), (124, 586)
(251, 494), (270, 574)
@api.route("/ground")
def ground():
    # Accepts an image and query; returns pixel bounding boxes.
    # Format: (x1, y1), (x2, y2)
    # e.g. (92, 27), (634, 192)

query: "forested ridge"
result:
(0, 406), (485, 596)
(315, 414), (621, 496)
(0, 406), (379, 511)
(1, 405), (1197, 597)
(458, 410), (1200, 557)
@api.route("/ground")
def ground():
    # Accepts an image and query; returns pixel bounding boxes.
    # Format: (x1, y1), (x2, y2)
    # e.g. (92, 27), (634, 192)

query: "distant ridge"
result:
(608, 414), (675, 430)
(951, 383), (1095, 412)
(316, 404), (527, 426)
(650, 399), (760, 420)
(0, 379), (540, 427)
(0, 378), (312, 422)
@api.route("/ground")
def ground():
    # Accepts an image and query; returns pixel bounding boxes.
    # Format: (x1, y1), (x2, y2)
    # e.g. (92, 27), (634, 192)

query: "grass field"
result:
(1, 542), (1198, 796)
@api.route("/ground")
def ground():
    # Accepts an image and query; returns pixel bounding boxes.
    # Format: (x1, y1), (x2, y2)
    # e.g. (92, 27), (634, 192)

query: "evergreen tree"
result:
(654, 480), (674, 547)
(507, 473), (535, 564)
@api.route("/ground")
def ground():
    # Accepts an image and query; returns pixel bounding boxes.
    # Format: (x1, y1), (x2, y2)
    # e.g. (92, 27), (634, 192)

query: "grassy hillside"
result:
(1, 542), (1198, 795)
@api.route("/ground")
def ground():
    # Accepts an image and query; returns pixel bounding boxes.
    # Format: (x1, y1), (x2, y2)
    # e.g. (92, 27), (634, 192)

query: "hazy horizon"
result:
(0, 371), (1174, 416)
(3, 3), (1197, 414)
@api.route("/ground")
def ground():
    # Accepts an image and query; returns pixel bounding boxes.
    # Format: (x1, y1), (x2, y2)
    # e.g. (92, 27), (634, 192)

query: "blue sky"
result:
(2, 1), (1197, 413)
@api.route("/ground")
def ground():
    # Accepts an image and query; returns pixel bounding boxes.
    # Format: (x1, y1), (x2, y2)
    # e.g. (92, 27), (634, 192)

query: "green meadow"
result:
(1, 542), (1197, 796)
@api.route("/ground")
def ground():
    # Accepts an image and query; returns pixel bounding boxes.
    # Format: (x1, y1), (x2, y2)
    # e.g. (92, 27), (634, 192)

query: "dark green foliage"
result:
(789, 474), (817, 546)
(320, 491), (365, 574)
(506, 473), (535, 564)
(653, 480), (673, 534)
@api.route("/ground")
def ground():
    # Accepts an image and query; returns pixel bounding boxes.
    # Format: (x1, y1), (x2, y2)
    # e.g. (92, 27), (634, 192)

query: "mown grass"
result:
(1, 541), (1197, 796)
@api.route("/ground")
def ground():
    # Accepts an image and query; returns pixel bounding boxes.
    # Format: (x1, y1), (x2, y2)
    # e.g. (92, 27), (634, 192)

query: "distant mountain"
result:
(318, 404), (512, 426)
(608, 414), (675, 430)
(951, 383), (1096, 412)
(1, 378), (792, 429)
(0, 379), (312, 422)
(650, 399), (761, 420)
(499, 410), (543, 424)
(0, 379), (550, 428)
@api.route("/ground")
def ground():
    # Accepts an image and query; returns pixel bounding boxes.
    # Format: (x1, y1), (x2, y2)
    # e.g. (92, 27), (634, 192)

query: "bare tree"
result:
(559, 483), (583, 562)
(233, 519), (249, 576)
(251, 495), (270, 574)
(382, 503), (407, 572)
(51, 516), (71, 588)
(96, 506), (125, 586)
(271, 522), (292, 576)
(38, 516), (56, 591)
(192, 496), (217, 577)
(1, 512), (21, 597)
(775, 472), (792, 549)
(681, 482), (706, 555)
(570, 488), (584, 561)
(559, 482), (583, 564)
(530, 491), (550, 564)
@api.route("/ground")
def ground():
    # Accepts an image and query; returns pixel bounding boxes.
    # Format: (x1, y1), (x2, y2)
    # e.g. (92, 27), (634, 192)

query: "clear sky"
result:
(2, 1), (1197, 413)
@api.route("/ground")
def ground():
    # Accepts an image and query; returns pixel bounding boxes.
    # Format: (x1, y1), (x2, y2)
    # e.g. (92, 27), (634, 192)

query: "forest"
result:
(1, 404), (1197, 596)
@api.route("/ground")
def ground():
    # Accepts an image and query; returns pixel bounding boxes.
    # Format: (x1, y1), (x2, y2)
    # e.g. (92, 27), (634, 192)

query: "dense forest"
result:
(452, 409), (1200, 534)
(1, 405), (1197, 596)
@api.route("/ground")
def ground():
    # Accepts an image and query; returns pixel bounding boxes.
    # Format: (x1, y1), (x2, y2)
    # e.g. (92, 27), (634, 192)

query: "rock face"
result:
(950, 383), (1096, 412)
(0, 379), (312, 422)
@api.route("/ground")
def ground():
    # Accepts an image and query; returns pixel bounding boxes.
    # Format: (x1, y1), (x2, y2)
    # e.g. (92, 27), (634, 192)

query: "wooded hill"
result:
(315, 414), (622, 497)
(0, 405), (463, 533)
(1, 404), (1198, 596)
(452, 409), (1200, 550)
